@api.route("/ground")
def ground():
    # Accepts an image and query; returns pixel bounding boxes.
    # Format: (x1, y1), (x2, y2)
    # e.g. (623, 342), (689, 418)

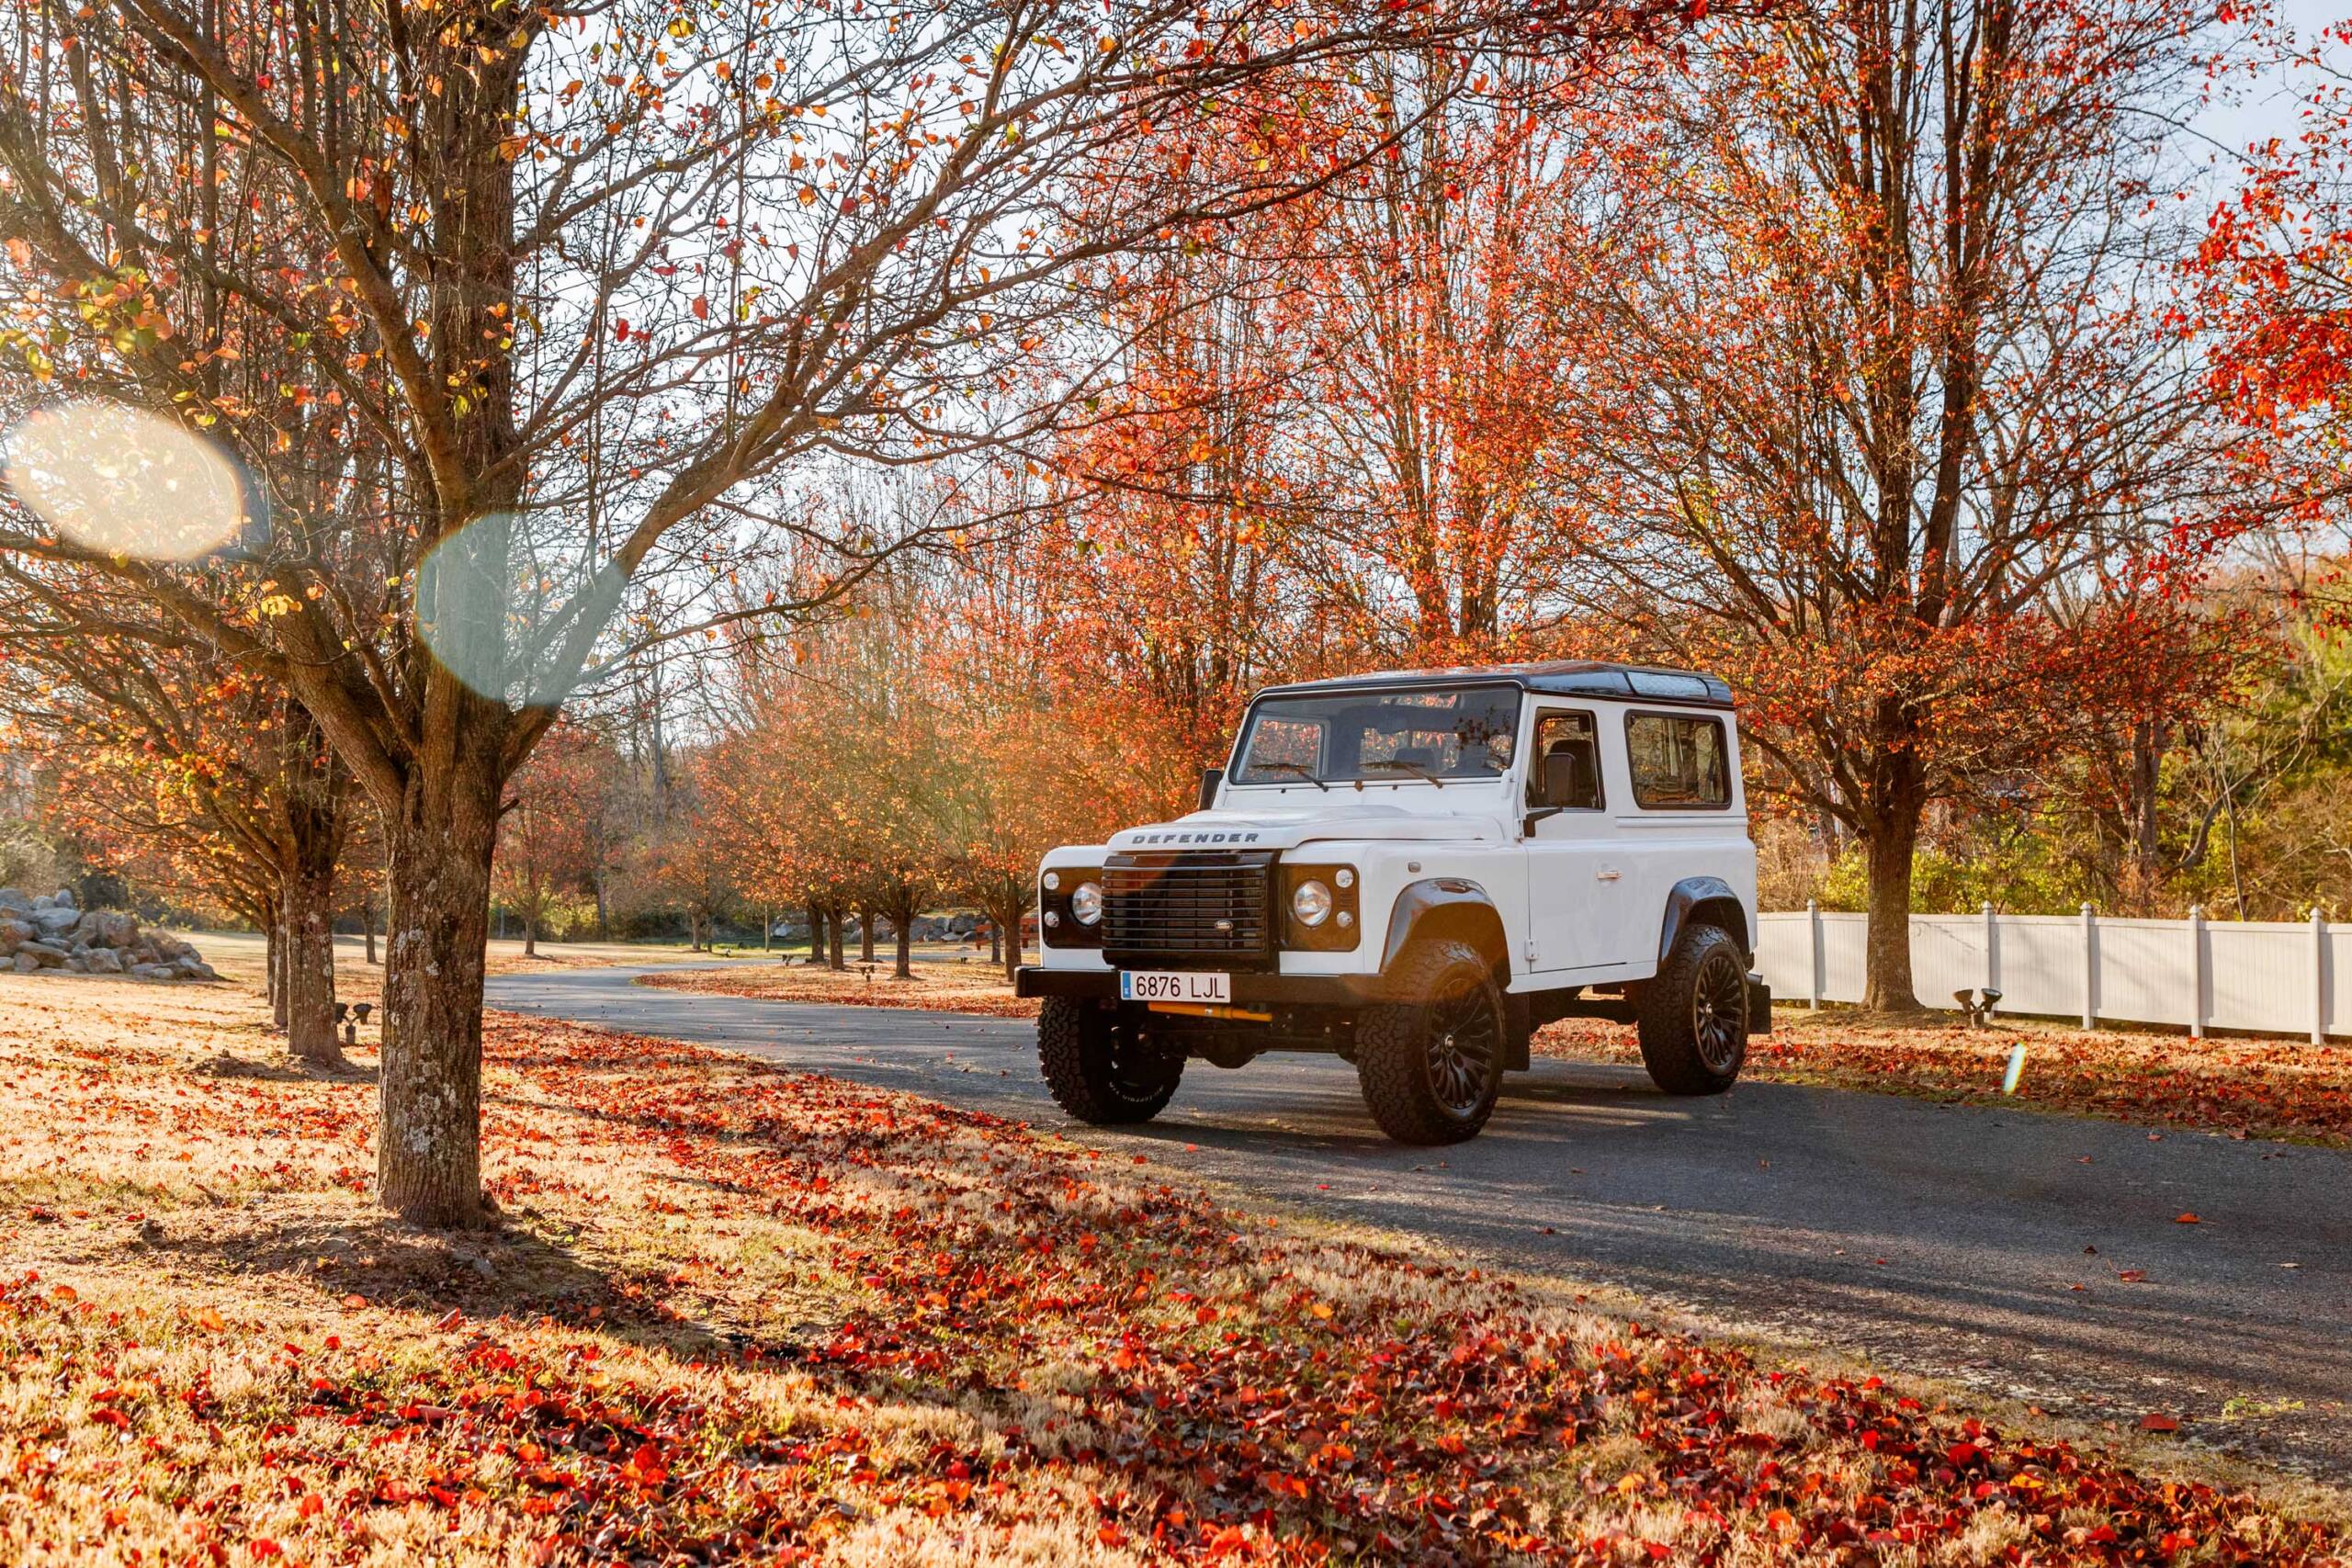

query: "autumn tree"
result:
(491, 724), (611, 956)
(1556, 0), (2247, 1009)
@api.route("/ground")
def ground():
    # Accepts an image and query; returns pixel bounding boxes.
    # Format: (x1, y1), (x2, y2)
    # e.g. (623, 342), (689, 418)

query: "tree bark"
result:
(379, 724), (503, 1230)
(827, 905), (846, 969)
(522, 910), (537, 959)
(888, 894), (916, 980)
(990, 895), (1023, 985)
(283, 862), (344, 1068)
(857, 905), (876, 964)
(266, 902), (287, 1032)
(364, 897), (379, 965)
(803, 902), (823, 964)
(1861, 799), (1923, 1012)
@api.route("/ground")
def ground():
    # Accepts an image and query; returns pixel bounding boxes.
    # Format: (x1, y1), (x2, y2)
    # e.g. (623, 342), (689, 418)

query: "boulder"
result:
(62, 958), (85, 974)
(96, 912), (139, 948)
(50, 887), (74, 910)
(31, 907), (79, 939)
(0, 887), (26, 911)
(128, 963), (176, 982)
(83, 948), (123, 975)
(0, 919), (30, 953)
(19, 941), (67, 967)
(31, 894), (54, 911)
(10, 953), (33, 975)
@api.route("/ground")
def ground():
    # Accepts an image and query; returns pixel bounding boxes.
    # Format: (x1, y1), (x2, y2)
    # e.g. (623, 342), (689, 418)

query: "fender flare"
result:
(1379, 877), (1508, 976)
(1658, 876), (1749, 962)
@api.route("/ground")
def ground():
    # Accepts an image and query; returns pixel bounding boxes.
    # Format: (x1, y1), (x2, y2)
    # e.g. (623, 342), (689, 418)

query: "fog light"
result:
(1337, 910), (1353, 929)
(1042, 870), (1061, 892)
(1043, 909), (1061, 929)
(1335, 867), (1355, 889)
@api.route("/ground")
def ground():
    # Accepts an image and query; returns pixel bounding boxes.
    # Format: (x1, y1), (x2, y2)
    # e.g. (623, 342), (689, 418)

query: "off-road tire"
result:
(1638, 921), (1748, 1095)
(1354, 940), (1507, 1145)
(1037, 997), (1183, 1124)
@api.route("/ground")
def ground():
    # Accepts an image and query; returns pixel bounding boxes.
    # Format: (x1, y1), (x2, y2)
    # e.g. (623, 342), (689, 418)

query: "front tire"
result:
(1354, 941), (1506, 1145)
(1037, 998), (1183, 1124)
(1638, 922), (1748, 1095)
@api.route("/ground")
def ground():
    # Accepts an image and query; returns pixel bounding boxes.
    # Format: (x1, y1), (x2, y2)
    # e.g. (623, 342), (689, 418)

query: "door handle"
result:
(1595, 869), (1622, 882)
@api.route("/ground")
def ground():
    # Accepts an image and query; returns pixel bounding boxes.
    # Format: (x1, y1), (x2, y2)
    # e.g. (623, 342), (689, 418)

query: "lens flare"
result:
(416, 511), (621, 708)
(2001, 1044), (2027, 1096)
(4, 400), (248, 561)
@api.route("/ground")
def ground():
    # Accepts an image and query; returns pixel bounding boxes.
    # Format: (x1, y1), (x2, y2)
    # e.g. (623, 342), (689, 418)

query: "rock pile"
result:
(0, 888), (220, 981)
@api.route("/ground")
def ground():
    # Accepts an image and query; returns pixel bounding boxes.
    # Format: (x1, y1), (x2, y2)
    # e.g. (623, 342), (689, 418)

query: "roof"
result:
(1253, 660), (1736, 709)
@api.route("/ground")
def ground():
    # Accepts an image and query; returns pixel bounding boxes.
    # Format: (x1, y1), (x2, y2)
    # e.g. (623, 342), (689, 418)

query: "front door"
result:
(1521, 707), (1629, 977)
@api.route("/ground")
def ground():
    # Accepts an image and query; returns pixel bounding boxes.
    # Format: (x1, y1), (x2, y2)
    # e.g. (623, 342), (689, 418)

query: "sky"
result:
(2195, 0), (2343, 166)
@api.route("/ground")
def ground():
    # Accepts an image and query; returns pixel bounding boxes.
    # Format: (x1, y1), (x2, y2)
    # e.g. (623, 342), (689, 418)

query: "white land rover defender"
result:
(1015, 662), (1770, 1145)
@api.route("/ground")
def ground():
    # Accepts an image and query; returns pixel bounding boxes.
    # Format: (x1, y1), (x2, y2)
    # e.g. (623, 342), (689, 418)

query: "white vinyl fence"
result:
(1755, 905), (2351, 1043)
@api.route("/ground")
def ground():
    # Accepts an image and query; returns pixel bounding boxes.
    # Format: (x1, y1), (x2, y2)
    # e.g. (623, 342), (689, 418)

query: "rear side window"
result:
(1624, 714), (1731, 809)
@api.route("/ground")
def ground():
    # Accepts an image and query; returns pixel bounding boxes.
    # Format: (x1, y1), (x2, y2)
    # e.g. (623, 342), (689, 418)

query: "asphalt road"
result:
(488, 965), (2352, 1478)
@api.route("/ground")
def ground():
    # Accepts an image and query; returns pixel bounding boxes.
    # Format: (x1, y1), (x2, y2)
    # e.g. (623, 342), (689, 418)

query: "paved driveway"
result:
(488, 965), (2352, 1477)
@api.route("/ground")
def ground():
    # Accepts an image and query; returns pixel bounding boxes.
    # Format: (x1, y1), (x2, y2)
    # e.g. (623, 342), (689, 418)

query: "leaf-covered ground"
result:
(639, 958), (1041, 1017)
(0, 978), (2343, 1565)
(1532, 1014), (2352, 1149)
(644, 966), (2350, 1148)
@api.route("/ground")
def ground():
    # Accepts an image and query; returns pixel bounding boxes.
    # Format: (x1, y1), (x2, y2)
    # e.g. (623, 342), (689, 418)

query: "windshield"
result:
(1231, 685), (1521, 785)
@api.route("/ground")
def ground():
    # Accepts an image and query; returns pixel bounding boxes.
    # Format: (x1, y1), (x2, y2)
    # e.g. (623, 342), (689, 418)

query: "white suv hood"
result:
(1107, 796), (1508, 853)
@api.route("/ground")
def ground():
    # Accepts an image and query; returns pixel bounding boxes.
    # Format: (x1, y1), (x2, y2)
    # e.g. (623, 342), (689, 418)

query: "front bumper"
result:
(1016, 966), (1385, 1007)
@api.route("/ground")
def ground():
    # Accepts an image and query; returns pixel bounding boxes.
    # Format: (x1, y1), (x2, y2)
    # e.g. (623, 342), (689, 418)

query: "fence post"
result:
(2080, 904), (2097, 1031)
(2188, 905), (2206, 1040)
(2316, 908), (2330, 1048)
(1983, 900), (1998, 997)
(1807, 898), (1822, 1009)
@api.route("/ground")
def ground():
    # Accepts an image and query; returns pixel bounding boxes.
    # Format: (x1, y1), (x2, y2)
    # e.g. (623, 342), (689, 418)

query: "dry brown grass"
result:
(0, 977), (2342, 1566)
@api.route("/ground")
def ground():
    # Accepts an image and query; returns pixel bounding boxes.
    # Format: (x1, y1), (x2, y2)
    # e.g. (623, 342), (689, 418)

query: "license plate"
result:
(1120, 970), (1231, 1004)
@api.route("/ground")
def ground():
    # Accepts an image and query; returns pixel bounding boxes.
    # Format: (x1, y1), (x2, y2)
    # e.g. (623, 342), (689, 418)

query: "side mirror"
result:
(1197, 767), (1224, 812)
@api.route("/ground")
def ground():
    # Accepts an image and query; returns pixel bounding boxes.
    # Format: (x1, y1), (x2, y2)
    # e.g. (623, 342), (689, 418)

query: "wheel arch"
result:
(1658, 876), (1749, 964)
(1380, 877), (1510, 982)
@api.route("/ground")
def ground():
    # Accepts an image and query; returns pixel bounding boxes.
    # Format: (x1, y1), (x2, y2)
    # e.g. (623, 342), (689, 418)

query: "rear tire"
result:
(1037, 998), (1183, 1124)
(1354, 941), (1506, 1145)
(1638, 922), (1747, 1095)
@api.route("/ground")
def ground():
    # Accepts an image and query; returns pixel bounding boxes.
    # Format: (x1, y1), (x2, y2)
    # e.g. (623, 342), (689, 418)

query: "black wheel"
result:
(1354, 940), (1506, 1145)
(1637, 922), (1748, 1095)
(1037, 997), (1183, 1124)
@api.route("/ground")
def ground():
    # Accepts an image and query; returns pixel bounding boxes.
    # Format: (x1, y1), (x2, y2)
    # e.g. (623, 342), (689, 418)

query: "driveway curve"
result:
(489, 964), (2352, 1478)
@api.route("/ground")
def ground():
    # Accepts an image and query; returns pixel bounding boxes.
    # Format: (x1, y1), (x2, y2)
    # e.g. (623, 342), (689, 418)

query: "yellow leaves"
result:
(257, 594), (300, 617)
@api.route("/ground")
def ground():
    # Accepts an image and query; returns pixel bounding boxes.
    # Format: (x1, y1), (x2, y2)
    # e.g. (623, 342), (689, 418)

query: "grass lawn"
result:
(0, 974), (2343, 1565)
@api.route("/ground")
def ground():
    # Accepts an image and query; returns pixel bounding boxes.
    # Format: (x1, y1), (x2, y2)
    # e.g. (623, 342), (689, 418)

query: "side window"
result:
(1625, 714), (1731, 809)
(1237, 716), (1324, 783)
(1527, 711), (1603, 809)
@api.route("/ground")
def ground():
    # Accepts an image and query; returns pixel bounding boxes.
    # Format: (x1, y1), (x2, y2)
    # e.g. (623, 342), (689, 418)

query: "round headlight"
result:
(1042, 870), (1061, 892)
(1070, 881), (1104, 925)
(1334, 867), (1355, 889)
(1292, 878), (1333, 927)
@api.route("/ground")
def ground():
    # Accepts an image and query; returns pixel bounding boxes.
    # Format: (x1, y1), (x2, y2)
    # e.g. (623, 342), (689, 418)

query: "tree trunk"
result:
(1861, 803), (1923, 1012)
(283, 862), (344, 1068)
(828, 905), (845, 969)
(279, 704), (346, 1068)
(989, 921), (1001, 967)
(379, 733), (503, 1230)
(805, 902), (824, 965)
(364, 897), (379, 965)
(266, 900), (288, 1032)
(857, 906), (876, 964)
(890, 896), (915, 980)
(992, 895), (1023, 985)
(763, 903), (772, 953)
(523, 909), (537, 958)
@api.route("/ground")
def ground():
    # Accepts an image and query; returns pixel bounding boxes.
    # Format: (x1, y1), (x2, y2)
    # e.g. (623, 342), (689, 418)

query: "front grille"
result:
(1102, 851), (1275, 967)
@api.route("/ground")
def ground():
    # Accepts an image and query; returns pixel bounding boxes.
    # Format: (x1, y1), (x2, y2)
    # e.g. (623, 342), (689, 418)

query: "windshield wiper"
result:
(1254, 761), (1329, 791)
(1363, 759), (1445, 788)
